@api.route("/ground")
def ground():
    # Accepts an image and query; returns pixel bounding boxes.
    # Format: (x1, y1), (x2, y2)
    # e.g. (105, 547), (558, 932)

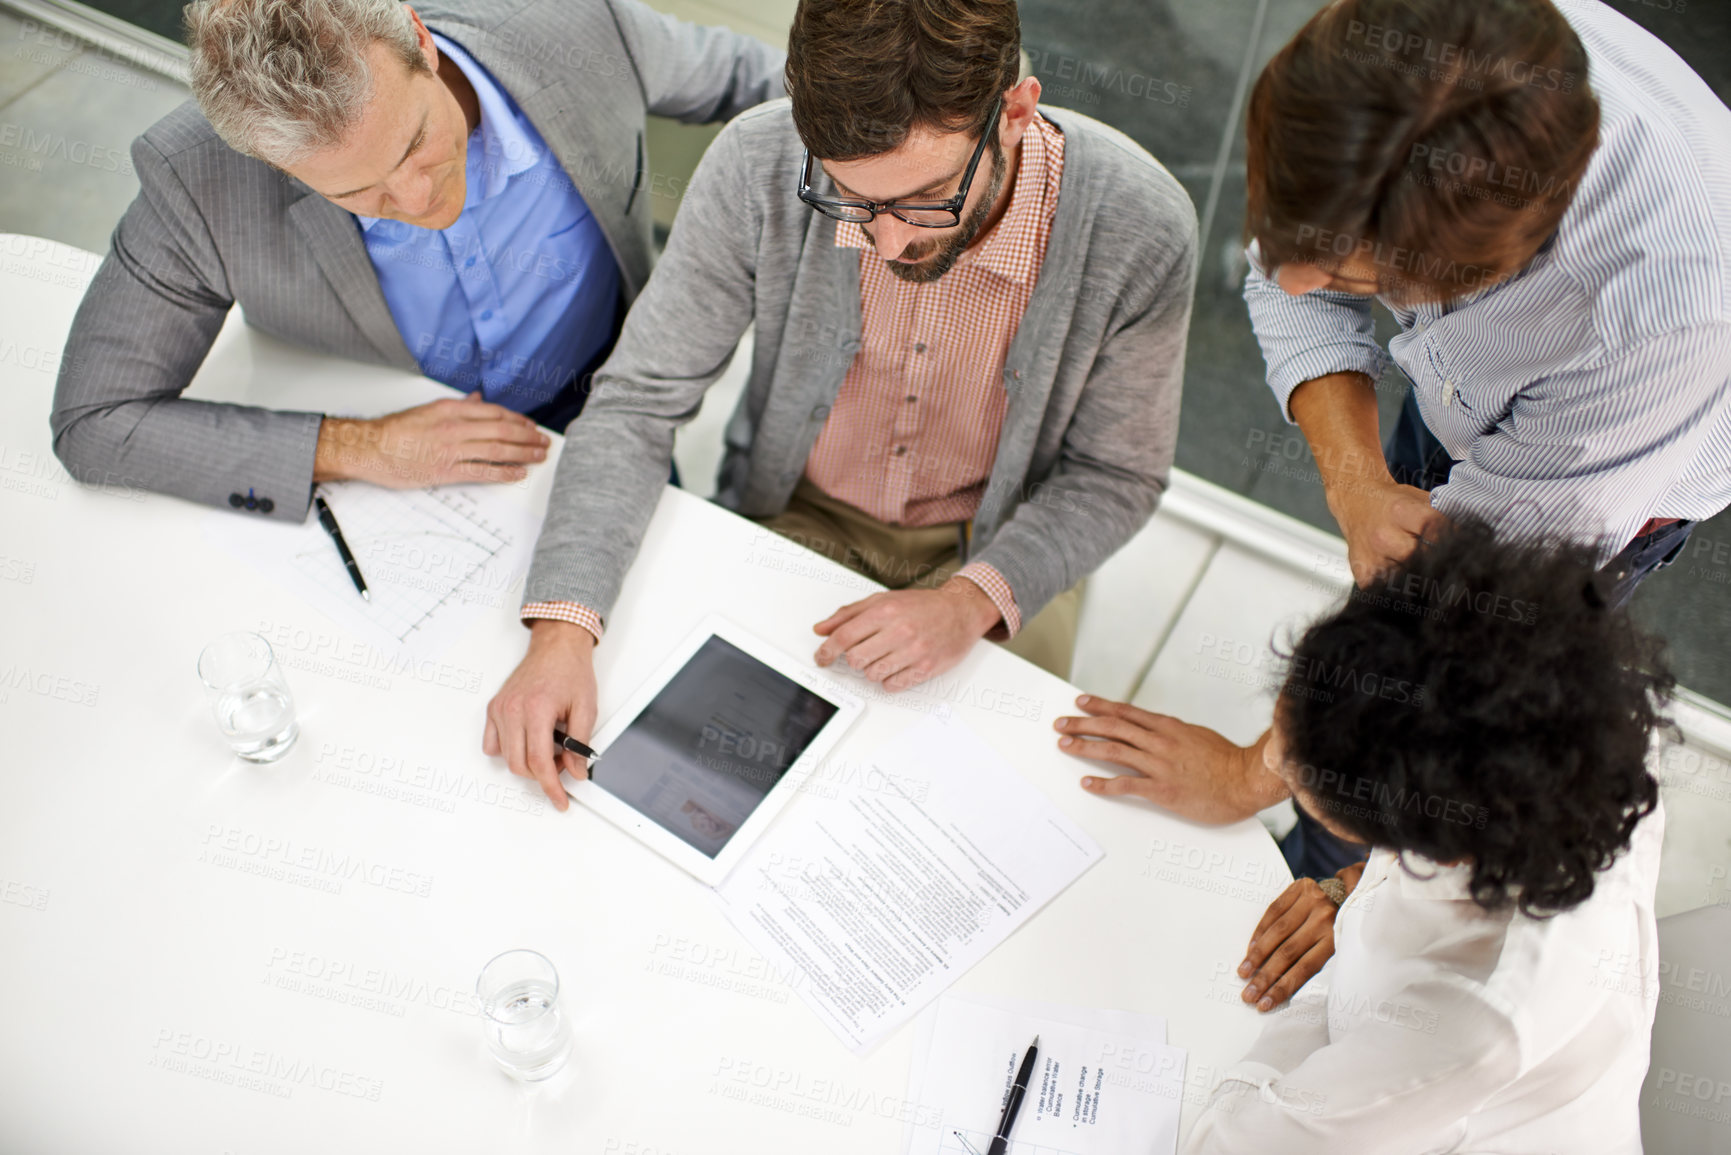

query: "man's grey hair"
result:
(186, 0), (429, 166)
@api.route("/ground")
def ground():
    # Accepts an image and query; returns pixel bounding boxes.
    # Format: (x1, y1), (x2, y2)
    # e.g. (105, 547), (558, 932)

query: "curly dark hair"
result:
(1277, 518), (1670, 916)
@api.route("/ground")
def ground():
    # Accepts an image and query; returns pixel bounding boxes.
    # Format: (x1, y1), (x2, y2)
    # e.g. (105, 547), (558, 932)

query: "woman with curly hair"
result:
(1057, 518), (1670, 1151)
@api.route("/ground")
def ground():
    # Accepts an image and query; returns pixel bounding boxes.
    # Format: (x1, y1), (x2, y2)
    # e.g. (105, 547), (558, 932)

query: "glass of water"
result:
(196, 632), (299, 762)
(477, 949), (573, 1082)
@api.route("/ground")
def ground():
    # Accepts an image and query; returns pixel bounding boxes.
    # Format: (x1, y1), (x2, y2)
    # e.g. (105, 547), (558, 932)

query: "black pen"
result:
(987, 1035), (1039, 1155)
(313, 493), (369, 601)
(553, 728), (600, 764)
(990, 1038), (1038, 1155)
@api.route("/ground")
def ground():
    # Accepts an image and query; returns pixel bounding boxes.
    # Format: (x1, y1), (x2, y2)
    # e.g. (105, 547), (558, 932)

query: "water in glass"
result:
(217, 683), (298, 762)
(484, 978), (571, 1081)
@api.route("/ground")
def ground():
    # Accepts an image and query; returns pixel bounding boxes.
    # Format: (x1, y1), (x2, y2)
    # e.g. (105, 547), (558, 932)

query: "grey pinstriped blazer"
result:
(49, 0), (783, 522)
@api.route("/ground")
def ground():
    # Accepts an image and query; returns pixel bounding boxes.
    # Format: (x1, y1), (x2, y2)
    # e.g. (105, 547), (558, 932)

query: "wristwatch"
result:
(1317, 877), (1348, 906)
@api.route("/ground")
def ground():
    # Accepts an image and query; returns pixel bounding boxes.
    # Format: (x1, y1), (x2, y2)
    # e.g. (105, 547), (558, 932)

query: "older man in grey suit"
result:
(50, 0), (782, 521)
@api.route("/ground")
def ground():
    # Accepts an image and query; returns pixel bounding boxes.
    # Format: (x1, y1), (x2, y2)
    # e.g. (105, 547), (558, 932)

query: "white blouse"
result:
(1186, 803), (1664, 1154)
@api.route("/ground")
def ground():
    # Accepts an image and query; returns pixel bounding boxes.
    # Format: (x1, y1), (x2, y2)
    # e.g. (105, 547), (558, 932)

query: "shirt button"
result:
(913, 342), (927, 354)
(1443, 379), (1457, 404)
(464, 256), (476, 269)
(894, 446), (908, 456)
(905, 395), (917, 404)
(480, 309), (493, 321)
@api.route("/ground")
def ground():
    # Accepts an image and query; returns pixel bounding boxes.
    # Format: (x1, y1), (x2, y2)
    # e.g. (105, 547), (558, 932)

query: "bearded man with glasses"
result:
(484, 0), (1198, 811)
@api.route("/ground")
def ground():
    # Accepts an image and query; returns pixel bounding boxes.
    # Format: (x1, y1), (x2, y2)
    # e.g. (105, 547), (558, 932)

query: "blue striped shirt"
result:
(1244, 0), (1731, 559)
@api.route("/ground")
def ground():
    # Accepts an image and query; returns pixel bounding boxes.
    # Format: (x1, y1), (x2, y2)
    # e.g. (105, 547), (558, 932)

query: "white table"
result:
(0, 235), (1291, 1153)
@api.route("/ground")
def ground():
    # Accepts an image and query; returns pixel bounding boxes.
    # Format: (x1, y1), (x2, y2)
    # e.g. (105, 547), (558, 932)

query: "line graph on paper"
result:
(290, 484), (517, 644)
(939, 1130), (1084, 1155)
(206, 479), (536, 662)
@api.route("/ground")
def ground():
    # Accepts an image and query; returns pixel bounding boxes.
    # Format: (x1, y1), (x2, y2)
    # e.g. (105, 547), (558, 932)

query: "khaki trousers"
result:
(755, 479), (1082, 679)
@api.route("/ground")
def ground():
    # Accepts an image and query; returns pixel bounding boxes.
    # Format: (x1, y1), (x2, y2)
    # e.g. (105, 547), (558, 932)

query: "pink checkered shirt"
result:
(524, 115), (1065, 641)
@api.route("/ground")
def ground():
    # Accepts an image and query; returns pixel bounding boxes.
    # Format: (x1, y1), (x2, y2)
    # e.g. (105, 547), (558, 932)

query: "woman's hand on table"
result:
(1055, 697), (1288, 824)
(1238, 860), (1367, 1011)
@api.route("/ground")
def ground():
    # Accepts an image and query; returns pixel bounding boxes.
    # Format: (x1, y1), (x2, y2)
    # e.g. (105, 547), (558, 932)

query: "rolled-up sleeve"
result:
(1242, 242), (1390, 421)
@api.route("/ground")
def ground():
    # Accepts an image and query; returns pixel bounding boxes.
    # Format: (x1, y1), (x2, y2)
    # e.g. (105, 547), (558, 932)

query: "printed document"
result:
(905, 993), (1186, 1155)
(716, 715), (1103, 1053)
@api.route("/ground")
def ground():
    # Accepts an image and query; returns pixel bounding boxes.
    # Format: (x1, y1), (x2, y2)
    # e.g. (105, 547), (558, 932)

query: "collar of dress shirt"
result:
(831, 112), (1058, 285)
(355, 30), (539, 233)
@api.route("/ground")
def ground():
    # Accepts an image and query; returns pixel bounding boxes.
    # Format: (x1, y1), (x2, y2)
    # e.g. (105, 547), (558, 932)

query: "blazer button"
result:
(258, 498), (274, 514)
(228, 493), (244, 508)
(244, 496), (259, 510)
(810, 405), (830, 421)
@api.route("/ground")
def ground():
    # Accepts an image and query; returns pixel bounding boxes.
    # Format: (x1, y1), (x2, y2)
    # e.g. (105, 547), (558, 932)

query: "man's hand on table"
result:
(1238, 860), (1366, 1011)
(813, 576), (1001, 692)
(483, 620), (598, 812)
(315, 391), (551, 487)
(1056, 700), (1289, 824)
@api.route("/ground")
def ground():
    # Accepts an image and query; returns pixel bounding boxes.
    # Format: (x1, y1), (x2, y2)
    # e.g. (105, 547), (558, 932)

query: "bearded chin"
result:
(882, 142), (1005, 285)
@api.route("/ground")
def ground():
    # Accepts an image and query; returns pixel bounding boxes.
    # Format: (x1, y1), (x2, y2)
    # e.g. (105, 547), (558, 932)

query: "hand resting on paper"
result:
(1055, 696), (1289, 823)
(483, 619), (598, 812)
(1237, 860), (1366, 1011)
(315, 391), (551, 488)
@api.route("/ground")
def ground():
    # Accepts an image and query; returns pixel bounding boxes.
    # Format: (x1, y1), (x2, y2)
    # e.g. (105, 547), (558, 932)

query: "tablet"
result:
(560, 616), (863, 886)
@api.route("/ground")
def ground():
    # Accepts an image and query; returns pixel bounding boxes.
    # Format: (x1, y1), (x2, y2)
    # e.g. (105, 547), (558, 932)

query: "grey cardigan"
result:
(49, 0), (783, 522)
(525, 100), (1197, 625)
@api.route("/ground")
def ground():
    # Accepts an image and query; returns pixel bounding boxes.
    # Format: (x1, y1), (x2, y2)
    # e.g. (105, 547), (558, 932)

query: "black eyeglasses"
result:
(797, 103), (1002, 229)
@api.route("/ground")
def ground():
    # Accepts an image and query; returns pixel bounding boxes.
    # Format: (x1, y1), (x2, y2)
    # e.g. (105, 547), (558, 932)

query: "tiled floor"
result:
(0, 9), (187, 254)
(1, 0), (1726, 921)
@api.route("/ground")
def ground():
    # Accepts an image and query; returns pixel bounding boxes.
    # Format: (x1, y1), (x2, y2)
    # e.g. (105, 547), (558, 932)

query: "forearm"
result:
(48, 158), (324, 518)
(941, 572), (1007, 637)
(1235, 730), (1293, 816)
(1287, 371), (1392, 513)
(54, 375), (321, 521)
(311, 414), (451, 485)
(973, 466), (1161, 624)
(313, 417), (365, 482)
(520, 388), (679, 615)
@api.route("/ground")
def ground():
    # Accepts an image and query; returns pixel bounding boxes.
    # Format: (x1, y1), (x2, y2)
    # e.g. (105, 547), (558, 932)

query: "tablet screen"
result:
(591, 636), (840, 858)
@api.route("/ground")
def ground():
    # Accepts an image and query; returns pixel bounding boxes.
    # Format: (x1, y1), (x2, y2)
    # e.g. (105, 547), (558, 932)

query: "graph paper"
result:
(297, 484), (514, 644)
(207, 479), (536, 660)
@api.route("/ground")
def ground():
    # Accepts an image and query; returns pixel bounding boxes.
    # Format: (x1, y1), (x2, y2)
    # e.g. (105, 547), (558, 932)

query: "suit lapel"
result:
(516, 87), (648, 297)
(287, 193), (418, 371)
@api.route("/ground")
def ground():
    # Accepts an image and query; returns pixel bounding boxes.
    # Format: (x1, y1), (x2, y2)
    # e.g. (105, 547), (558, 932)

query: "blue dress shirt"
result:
(358, 33), (621, 412)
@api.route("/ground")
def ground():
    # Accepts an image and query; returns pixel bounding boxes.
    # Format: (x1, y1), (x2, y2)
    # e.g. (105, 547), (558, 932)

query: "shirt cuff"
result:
(520, 601), (604, 644)
(955, 563), (1021, 638)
